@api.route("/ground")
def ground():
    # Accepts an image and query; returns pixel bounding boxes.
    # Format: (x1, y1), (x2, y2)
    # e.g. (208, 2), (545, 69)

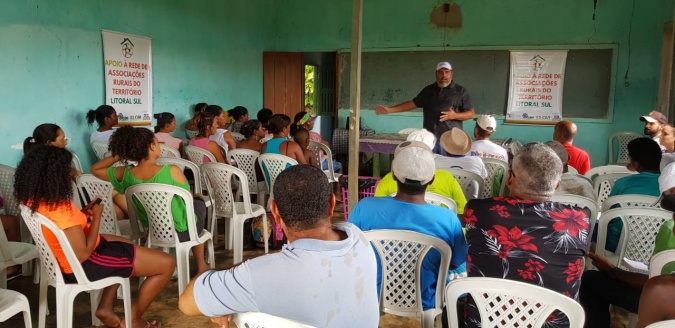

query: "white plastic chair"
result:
(649, 250), (675, 277)
(444, 277), (585, 328)
(185, 145), (216, 166)
(201, 163), (269, 264)
(160, 144), (181, 158)
(567, 165), (579, 174)
(646, 320), (675, 328)
(156, 157), (214, 220)
(70, 151), (83, 173)
(20, 205), (133, 328)
(444, 168), (485, 201)
(258, 154), (298, 210)
(228, 149), (268, 207)
(585, 165), (631, 182)
(0, 212), (39, 288)
(230, 132), (246, 143)
(124, 183), (215, 295)
(600, 194), (661, 212)
(364, 230), (451, 328)
(480, 158), (508, 198)
(550, 194), (599, 239)
(307, 141), (342, 183)
(425, 192), (458, 213)
(91, 142), (110, 160)
(0, 164), (34, 276)
(398, 128), (419, 135)
(185, 129), (198, 140)
(608, 132), (642, 165)
(0, 289), (32, 328)
(593, 172), (633, 205)
(231, 312), (316, 328)
(596, 207), (672, 269)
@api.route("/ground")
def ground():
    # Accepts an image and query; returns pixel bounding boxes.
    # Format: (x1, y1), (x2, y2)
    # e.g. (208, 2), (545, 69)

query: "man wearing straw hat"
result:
(435, 128), (487, 199)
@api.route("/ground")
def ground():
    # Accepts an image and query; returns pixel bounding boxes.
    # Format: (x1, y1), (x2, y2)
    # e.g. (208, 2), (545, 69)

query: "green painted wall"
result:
(0, 0), (273, 170)
(274, 0), (665, 167)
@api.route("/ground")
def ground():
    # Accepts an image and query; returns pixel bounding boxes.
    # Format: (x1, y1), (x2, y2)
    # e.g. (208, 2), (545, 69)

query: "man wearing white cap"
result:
(375, 61), (474, 154)
(469, 115), (508, 162)
(349, 140), (467, 312)
(374, 128), (468, 215)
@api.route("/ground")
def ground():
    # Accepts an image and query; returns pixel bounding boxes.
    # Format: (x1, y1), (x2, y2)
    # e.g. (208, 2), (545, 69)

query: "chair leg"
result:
(0, 268), (6, 289)
(38, 271), (48, 328)
(227, 217), (234, 250)
(22, 306), (32, 328)
(233, 218), (244, 264)
(176, 248), (189, 295)
(120, 281), (133, 328)
(32, 260), (40, 284)
(207, 238), (215, 269)
(261, 213), (269, 254)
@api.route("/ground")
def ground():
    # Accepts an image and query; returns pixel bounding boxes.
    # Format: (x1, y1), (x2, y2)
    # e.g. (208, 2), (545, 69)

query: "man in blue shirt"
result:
(349, 140), (467, 310)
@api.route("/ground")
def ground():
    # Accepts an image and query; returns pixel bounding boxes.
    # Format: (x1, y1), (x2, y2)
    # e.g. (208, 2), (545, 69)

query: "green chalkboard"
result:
(339, 49), (612, 119)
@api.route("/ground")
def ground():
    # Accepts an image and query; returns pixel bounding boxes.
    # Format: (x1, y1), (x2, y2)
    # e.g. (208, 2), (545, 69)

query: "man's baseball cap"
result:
(545, 140), (569, 165)
(392, 141), (435, 185)
(475, 115), (497, 132)
(406, 129), (437, 149)
(640, 111), (667, 124)
(436, 62), (452, 71)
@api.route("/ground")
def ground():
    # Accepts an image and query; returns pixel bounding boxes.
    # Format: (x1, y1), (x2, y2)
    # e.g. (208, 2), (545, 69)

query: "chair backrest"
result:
(597, 207), (672, 268)
(0, 165), (19, 217)
(550, 194), (599, 239)
(160, 144), (181, 158)
(398, 128), (419, 135)
(155, 157), (203, 194)
(573, 173), (594, 186)
(608, 132), (642, 165)
(19, 205), (90, 286)
(124, 183), (197, 247)
(593, 172), (632, 204)
(258, 154), (298, 204)
(444, 277), (585, 328)
(567, 165), (579, 174)
(649, 250), (675, 277)
(201, 163), (253, 217)
(600, 194), (661, 212)
(424, 192), (458, 213)
(91, 142), (110, 160)
(230, 132), (246, 143)
(308, 141), (339, 181)
(227, 149), (261, 193)
(76, 174), (120, 235)
(305, 141), (323, 169)
(585, 165), (631, 181)
(364, 230), (452, 317)
(480, 158), (508, 198)
(70, 151), (83, 173)
(646, 320), (675, 328)
(184, 145), (216, 166)
(231, 312), (316, 328)
(444, 168), (485, 200)
(185, 129), (198, 140)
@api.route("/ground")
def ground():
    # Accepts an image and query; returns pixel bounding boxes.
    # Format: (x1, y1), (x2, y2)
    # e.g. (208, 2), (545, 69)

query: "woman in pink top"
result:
(154, 112), (183, 154)
(188, 112), (227, 163)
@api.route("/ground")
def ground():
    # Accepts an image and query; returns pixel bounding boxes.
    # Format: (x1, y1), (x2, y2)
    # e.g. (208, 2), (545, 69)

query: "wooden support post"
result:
(347, 0), (363, 215)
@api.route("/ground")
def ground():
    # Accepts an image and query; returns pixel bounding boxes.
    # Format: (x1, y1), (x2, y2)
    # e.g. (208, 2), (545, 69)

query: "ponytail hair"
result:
(194, 102), (208, 114)
(228, 106), (248, 121)
(86, 105), (116, 127)
(290, 111), (311, 137)
(241, 120), (261, 139)
(23, 123), (62, 154)
(153, 112), (175, 133)
(195, 112), (216, 137)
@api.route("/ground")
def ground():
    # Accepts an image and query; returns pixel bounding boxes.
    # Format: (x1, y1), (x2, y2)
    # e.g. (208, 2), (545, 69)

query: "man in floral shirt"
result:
(463, 142), (589, 327)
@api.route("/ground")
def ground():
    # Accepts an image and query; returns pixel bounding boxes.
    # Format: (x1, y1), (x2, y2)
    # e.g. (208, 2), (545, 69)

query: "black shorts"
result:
(63, 237), (136, 284)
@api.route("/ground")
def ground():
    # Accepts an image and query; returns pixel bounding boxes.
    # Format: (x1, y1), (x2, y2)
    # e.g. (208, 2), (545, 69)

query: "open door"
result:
(263, 52), (304, 119)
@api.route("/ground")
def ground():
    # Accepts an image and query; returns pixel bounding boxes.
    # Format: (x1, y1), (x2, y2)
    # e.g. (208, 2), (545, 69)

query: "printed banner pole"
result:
(102, 30), (153, 125)
(506, 50), (567, 125)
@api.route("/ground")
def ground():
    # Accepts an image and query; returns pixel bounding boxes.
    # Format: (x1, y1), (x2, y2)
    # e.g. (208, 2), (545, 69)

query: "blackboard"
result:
(339, 48), (612, 119)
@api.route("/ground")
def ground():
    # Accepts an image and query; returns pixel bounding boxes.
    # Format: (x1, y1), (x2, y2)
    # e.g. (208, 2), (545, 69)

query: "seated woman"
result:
(185, 102), (208, 137)
(25, 123), (128, 220)
(187, 112), (227, 163)
(226, 106), (249, 134)
(91, 126), (211, 277)
(86, 105), (118, 145)
(154, 112), (183, 154)
(291, 111), (341, 172)
(260, 114), (307, 164)
(15, 145), (174, 328)
(238, 119), (265, 152)
(205, 105), (236, 155)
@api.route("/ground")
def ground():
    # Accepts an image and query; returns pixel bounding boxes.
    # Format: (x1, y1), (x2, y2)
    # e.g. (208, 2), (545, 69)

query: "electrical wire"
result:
(624, 0), (636, 87)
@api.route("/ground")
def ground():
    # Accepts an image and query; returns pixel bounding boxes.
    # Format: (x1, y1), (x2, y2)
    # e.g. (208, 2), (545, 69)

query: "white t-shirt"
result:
(654, 135), (667, 153)
(470, 140), (508, 162)
(209, 128), (230, 154)
(90, 129), (114, 144)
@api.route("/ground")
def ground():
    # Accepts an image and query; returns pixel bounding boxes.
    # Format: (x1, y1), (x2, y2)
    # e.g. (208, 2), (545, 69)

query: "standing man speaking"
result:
(375, 61), (475, 154)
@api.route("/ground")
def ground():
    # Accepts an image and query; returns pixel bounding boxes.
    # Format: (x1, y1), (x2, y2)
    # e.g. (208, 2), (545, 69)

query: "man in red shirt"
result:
(554, 120), (591, 175)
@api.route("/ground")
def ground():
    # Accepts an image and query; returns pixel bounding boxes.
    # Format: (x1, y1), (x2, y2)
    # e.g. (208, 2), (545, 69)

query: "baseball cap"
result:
(392, 141), (435, 185)
(640, 111), (667, 124)
(475, 115), (497, 132)
(436, 62), (452, 71)
(659, 162), (675, 193)
(439, 128), (472, 155)
(545, 140), (569, 165)
(406, 129), (437, 149)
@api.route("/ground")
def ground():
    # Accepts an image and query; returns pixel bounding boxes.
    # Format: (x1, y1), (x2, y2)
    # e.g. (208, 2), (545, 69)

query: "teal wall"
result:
(0, 0), (273, 170)
(274, 0), (667, 167)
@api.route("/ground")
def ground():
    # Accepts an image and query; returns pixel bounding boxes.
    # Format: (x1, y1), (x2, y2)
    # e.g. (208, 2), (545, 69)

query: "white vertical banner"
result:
(506, 50), (567, 124)
(102, 30), (152, 125)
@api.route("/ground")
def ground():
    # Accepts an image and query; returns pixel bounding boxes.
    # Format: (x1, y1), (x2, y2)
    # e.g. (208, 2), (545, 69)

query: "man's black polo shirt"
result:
(413, 81), (473, 138)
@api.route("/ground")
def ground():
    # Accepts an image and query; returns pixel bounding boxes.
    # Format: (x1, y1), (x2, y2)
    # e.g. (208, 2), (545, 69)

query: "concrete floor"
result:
(3, 207), (629, 327)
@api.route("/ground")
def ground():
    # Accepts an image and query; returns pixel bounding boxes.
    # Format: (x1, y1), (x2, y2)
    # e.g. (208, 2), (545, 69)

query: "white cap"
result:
(659, 162), (675, 193)
(406, 129), (437, 150)
(392, 141), (435, 185)
(436, 62), (452, 71)
(475, 115), (497, 132)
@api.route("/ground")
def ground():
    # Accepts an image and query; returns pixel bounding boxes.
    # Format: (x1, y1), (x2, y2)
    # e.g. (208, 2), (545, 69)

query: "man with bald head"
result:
(553, 120), (591, 175)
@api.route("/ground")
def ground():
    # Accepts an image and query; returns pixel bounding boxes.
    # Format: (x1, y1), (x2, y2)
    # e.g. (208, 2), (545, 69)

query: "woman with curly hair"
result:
(91, 126), (211, 276)
(238, 119), (265, 151)
(187, 112), (227, 163)
(15, 145), (174, 328)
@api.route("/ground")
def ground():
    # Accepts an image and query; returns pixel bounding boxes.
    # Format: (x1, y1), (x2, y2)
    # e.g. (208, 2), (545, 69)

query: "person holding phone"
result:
(14, 145), (174, 328)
